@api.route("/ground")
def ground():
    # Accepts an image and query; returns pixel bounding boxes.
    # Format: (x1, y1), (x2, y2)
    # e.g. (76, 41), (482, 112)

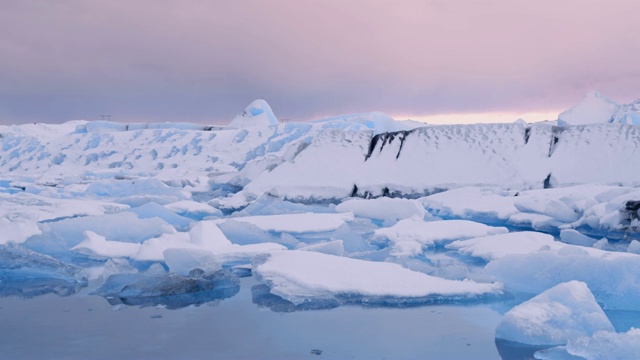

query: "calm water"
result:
(0, 277), (507, 360)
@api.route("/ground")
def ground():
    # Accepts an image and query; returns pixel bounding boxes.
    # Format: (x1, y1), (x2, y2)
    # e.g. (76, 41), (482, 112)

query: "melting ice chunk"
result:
(0, 244), (87, 297)
(495, 281), (614, 346)
(93, 269), (240, 309)
(163, 248), (222, 276)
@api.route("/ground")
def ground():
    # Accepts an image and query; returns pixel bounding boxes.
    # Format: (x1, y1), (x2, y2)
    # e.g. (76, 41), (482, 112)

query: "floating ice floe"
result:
(495, 281), (614, 346)
(484, 243), (640, 310)
(132, 220), (286, 267)
(447, 231), (557, 261)
(226, 212), (355, 234)
(373, 217), (508, 256)
(422, 185), (640, 239)
(163, 200), (223, 220)
(335, 197), (430, 225)
(252, 250), (503, 306)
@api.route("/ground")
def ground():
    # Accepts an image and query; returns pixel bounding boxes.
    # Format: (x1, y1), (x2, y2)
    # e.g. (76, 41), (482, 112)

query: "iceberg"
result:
(495, 281), (614, 346)
(227, 99), (279, 128)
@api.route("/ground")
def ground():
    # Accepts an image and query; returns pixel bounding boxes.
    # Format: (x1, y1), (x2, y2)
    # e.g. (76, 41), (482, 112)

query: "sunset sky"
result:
(1, 0), (639, 125)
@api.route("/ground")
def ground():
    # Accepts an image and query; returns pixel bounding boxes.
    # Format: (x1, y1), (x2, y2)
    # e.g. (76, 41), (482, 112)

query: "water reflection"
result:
(0, 244), (88, 298)
(495, 339), (552, 360)
(92, 269), (240, 309)
(251, 284), (339, 312)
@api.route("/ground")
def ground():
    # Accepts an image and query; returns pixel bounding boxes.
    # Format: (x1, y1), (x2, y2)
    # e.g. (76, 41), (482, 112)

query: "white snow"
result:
(253, 250), (503, 304)
(495, 281), (614, 346)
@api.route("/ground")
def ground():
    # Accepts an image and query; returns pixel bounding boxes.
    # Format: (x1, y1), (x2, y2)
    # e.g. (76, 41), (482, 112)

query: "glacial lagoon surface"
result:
(0, 277), (506, 360)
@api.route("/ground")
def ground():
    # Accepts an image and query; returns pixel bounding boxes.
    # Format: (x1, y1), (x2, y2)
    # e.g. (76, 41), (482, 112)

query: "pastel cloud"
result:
(1, 0), (639, 124)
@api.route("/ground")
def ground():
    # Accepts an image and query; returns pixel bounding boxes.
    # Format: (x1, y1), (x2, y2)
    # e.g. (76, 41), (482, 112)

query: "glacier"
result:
(2, 94), (640, 358)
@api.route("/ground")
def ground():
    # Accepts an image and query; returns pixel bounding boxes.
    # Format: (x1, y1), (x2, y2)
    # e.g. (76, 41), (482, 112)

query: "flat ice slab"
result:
(227, 212), (354, 233)
(253, 250), (503, 305)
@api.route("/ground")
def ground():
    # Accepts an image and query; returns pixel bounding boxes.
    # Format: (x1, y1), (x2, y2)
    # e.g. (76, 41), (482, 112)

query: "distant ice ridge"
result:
(558, 90), (640, 126)
(2, 99), (640, 203)
(242, 122), (640, 201)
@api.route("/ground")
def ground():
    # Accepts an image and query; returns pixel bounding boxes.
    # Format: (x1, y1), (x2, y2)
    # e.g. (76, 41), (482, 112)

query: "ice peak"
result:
(228, 99), (279, 128)
(558, 90), (620, 126)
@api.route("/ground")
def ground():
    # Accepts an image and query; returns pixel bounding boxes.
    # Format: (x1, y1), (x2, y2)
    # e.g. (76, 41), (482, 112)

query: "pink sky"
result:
(1, 0), (639, 124)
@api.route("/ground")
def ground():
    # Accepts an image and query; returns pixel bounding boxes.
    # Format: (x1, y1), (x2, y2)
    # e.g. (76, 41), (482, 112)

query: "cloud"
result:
(1, 0), (639, 124)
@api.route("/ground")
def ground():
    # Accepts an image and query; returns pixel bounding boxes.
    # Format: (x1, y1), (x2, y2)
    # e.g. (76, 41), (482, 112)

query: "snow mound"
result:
(252, 250), (503, 305)
(227, 99), (279, 128)
(495, 281), (614, 346)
